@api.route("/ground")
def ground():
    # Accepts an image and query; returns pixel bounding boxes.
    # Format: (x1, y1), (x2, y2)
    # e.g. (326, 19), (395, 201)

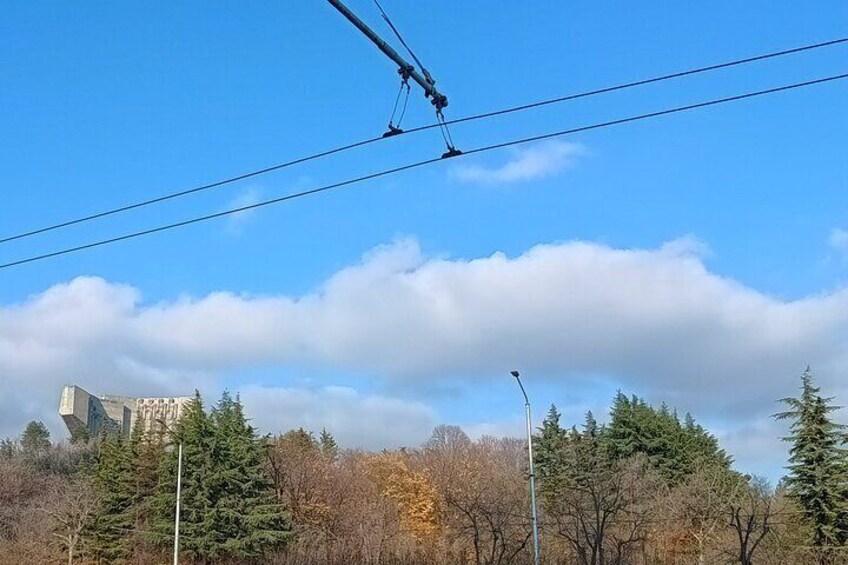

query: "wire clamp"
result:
(382, 125), (404, 138)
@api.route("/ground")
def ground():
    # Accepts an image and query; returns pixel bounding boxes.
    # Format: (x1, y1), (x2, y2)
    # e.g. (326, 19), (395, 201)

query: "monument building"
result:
(59, 385), (190, 438)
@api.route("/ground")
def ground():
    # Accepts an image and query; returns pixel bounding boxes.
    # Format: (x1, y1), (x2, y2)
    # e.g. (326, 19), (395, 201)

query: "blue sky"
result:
(1, 1), (846, 479)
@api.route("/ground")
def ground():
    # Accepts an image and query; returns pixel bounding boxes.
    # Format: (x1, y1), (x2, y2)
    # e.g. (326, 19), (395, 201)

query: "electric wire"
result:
(0, 37), (844, 246)
(1, 72), (845, 271)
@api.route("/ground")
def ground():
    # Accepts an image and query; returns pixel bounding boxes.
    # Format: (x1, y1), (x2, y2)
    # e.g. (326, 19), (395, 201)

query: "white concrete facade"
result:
(58, 385), (191, 438)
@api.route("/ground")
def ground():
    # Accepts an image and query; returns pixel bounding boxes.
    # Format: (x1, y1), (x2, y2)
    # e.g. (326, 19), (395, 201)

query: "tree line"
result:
(1, 368), (847, 564)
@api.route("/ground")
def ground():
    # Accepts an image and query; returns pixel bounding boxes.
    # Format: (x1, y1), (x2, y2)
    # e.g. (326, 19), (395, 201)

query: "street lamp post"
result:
(173, 442), (182, 565)
(156, 419), (182, 565)
(512, 370), (540, 565)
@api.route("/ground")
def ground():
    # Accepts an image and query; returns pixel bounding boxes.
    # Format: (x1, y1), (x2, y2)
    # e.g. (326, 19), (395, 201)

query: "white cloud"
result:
(239, 385), (437, 449)
(828, 228), (848, 259)
(224, 188), (262, 233)
(451, 140), (583, 184)
(0, 277), (211, 442)
(3, 237), (848, 473)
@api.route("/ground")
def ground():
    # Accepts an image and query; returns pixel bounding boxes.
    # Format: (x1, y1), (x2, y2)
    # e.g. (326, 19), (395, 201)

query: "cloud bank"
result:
(2, 237), (847, 474)
(239, 386), (437, 450)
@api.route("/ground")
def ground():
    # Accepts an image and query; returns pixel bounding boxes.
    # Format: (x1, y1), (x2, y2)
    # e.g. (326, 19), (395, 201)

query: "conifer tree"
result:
(70, 426), (91, 445)
(319, 428), (339, 460)
(0, 437), (15, 459)
(535, 404), (569, 486)
(20, 420), (50, 453)
(151, 392), (218, 558)
(775, 368), (848, 554)
(89, 431), (135, 562)
(128, 416), (164, 555)
(151, 391), (291, 561)
(208, 391), (292, 558)
(606, 391), (730, 482)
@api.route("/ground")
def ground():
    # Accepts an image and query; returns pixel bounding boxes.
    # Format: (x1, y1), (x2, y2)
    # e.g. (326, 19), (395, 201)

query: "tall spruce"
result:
(535, 405), (570, 486)
(208, 392), (291, 558)
(129, 416), (164, 555)
(775, 368), (848, 551)
(89, 431), (135, 563)
(319, 428), (339, 460)
(151, 391), (291, 561)
(151, 392), (218, 558)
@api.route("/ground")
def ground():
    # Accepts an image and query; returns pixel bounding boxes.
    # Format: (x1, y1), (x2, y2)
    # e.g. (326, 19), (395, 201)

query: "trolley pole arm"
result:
(326, 0), (448, 110)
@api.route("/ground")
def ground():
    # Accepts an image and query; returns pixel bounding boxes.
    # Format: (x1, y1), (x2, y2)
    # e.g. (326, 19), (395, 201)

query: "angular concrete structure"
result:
(59, 385), (190, 438)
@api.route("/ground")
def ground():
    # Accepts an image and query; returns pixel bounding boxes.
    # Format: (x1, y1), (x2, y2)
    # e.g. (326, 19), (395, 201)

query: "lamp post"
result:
(156, 419), (182, 565)
(512, 370), (540, 565)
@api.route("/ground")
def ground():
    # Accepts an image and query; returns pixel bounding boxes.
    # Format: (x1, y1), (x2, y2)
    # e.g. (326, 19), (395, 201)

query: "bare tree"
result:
(665, 464), (740, 564)
(727, 477), (775, 565)
(422, 429), (532, 564)
(548, 454), (662, 565)
(40, 479), (100, 565)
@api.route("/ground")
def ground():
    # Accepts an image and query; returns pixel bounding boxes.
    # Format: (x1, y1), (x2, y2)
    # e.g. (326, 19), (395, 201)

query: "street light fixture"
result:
(156, 418), (182, 565)
(512, 370), (540, 565)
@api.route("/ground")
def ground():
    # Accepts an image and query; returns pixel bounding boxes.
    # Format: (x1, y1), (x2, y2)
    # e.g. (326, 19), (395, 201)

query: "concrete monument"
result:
(59, 385), (191, 438)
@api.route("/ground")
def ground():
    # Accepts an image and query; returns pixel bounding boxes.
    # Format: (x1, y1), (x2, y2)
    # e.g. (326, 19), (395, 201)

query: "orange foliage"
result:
(365, 452), (441, 541)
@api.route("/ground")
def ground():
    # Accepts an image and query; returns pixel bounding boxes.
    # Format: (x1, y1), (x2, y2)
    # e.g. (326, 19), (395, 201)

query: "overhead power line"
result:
(0, 37), (845, 246)
(1, 72), (845, 271)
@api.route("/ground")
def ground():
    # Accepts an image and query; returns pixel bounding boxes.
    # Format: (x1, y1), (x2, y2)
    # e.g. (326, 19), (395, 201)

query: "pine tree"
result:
(129, 416), (164, 556)
(319, 428), (339, 460)
(606, 391), (730, 483)
(775, 368), (848, 553)
(572, 411), (610, 482)
(70, 426), (91, 445)
(209, 392), (292, 558)
(536, 408), (611, 501)
(20, 420), (50, 453)
(0, 437), (16, 459)
(151, 392), (218, 559)
(89, 431), (135, 562)
(536, 410), (658, 564)
(535, 404), (569, 488)
(151, 391), (291, 561)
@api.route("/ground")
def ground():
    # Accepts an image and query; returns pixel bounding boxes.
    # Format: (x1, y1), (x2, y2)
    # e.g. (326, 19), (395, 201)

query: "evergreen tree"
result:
(151, 391), (291, 561)
(20, 420), (50, 453)
(70, 426), (91, 445)
(606, 391), (730, 482)
(319, 428), (339, 460)
(536, 410), (657, 564)
(775, 368), (848, 553)
(286, 427), (316, 450)
(607, 395), (637, 454)
(536, 408), (611, 501)
(209, 392), (291, 558)
(0, 437), (16, 459)
(535, 405), (570, 486)
(89, 431), (135, 562)
(128, 416), (164, 555)
(151, 392), (217, 559)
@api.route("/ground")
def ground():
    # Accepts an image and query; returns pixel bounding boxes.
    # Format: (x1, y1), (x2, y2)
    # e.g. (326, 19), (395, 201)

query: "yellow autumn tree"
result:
(366, 452), (441, 541)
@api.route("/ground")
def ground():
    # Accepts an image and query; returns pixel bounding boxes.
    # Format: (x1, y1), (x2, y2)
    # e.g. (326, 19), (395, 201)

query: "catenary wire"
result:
(0, 37), (845, 245)
(0, 72), (845, 271)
